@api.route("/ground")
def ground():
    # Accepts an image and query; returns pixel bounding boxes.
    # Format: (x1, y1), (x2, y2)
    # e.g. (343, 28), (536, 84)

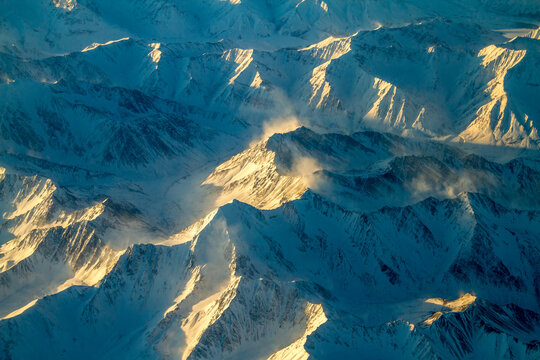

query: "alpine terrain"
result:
(0, 0), (539, 359)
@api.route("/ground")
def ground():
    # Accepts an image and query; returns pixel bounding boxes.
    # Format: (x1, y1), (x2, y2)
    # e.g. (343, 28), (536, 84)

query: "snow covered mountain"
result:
(0, 0), (539, 359)
(1, 190), (539, 359)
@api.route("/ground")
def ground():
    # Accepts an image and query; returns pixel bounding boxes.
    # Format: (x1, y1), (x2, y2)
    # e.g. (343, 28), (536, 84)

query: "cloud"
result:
(240, 86), (303, 146)
(290, 156), (322, 190)
(407, 169), (497, 201)
(258, 115), (301, 142)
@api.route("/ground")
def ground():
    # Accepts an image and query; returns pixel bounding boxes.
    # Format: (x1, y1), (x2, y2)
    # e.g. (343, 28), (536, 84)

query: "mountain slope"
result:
(0, 191), (538, 359)
(1, 0), (540, 358)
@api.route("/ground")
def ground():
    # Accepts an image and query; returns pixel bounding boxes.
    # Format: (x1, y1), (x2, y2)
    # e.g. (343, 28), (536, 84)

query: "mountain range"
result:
(0, 0), (539, 359)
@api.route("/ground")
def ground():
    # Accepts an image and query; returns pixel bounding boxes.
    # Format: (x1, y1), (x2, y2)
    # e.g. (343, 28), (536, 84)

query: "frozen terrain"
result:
(0, 0), (539, 359)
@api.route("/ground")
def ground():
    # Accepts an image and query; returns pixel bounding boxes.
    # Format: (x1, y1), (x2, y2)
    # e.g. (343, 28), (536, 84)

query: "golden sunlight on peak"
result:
(81, 37), (130, 52)
(53, 0), (76, 11)
(423, 293), (476, 325)
(424, 311), (443, 325)
(149, 43), (162, 69)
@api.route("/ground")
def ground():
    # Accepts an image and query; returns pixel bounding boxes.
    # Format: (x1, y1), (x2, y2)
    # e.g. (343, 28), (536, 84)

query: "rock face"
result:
(1, 0), (539, 359)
